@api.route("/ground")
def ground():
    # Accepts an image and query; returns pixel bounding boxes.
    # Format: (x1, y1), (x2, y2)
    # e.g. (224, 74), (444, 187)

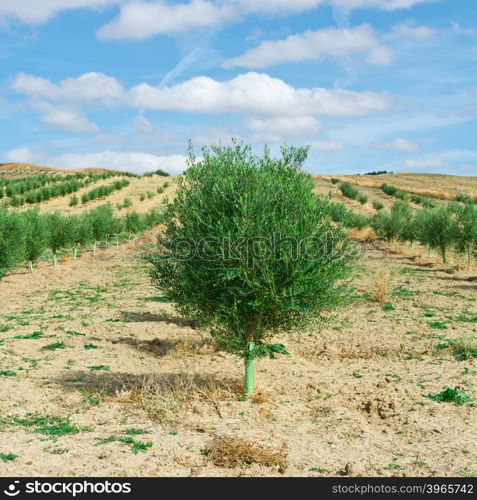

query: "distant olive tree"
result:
(415, 207), (456, 264)
(453, 203), (477, 266)
(23, 209), (49, 272)
(0, 210), (26, 278)
(149, 142), (353, 395)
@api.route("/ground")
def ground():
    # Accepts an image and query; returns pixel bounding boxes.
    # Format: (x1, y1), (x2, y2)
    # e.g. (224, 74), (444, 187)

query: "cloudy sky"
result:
(0, 0), (476, 175)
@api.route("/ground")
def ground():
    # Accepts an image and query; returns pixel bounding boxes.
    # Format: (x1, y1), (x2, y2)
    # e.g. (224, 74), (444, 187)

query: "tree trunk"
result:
(244, 342), (255, 396)
(53, 254), (57, 266)
(28, 261), (33, 274)
(244, 319), (257, 396)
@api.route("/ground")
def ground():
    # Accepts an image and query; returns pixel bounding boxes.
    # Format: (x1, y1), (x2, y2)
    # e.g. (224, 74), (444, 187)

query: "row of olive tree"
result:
(381, 183), (476, 207)
(80, 178), (130, 204)
(0, 172), (131, 207)
(0, 171), (127, 201)
(372, 200), (477, 265)
(0, 203), (164, 277)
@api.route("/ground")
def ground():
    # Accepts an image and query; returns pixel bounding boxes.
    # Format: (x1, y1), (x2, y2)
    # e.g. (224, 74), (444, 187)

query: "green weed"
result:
(424, 387), (473, 406)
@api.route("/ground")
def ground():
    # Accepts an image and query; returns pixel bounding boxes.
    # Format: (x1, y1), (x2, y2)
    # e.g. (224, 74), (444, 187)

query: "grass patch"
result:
(437, 336), (477, 360)
(0, 453), (18, 462)
(84, 344), (99, 350)
(13, 331), (43, 340)
(40, 342), (67, 351)
(66, 330), (85, 337)
(428, 321), (448, 330)
(94, 435), (152, 454)
(424, 387), (473, 406)
(118, 437), (153, 454)
(124, 428), (150, 436)
(0, 371), (16, 377)
(392, 285), (420, 298)
(1, 413), (81, 436)
(88, 365), (110, 371)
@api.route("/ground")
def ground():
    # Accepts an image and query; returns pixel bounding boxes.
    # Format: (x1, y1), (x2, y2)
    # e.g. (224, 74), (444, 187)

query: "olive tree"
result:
(149, 142), (353, 395)
(0, 209), (26, 278)
(415, 207), (456, 264)
(23, 209), (49, 273)
(453, 203), (477, 266)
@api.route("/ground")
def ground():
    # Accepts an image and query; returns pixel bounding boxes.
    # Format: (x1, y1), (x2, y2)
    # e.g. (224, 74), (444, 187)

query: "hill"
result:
(316, 172), (476, 201)
(0, 162), (126, 179)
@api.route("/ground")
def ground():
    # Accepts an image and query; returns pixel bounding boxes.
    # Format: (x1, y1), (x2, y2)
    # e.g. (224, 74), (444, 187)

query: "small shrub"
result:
(372, 271), (389, 307)
(154, 169), (170, 177)
(372, 200), (384, 211)
(330, 178), (339, 184)
(122, 198), (133, 209)
(381, 183), (397, 196)
(357, 194), (368, 205)
(339, 182), (359, 200)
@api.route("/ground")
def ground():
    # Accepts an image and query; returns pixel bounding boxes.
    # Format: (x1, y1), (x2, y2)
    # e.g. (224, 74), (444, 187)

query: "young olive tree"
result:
(415, 207), (456, 264)
(149, 142), (353, 395)
(23, 209), (49, 273)
(0, 209), (27, 279)
(453, 203), (477, 266)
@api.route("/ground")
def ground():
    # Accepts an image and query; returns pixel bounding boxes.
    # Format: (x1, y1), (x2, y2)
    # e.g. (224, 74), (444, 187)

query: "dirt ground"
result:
(0, 175), (475, 477)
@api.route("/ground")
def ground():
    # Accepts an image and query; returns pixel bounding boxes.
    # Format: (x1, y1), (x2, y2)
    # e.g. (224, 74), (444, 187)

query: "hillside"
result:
(316, 172), (476, 201)
(0, 162), (127, 179)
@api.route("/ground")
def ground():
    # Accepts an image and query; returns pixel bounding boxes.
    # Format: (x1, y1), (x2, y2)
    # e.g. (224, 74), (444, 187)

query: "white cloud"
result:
(12, 72), (124, 102)
(11, 72), (395, 128)
(96, 0), (436, 40)
(133, 115), (156, 134)
(223, 25), (393, 69)
(372, 137), (419, 151)
(393, 21), (436, 38)
(401, 150), (477, 171)
(245, 116), (322, 135)
(330, 0), (435, 11)
(365, 46), (395, 65)
(0, 0), (123, 24)
(2, 149), (188, 175)
(309, 140), (344, 151)
(450, 21), (474, 37)
(129, 72), (395, 116)
(39, 105), (99, 133)
(403, 157), (446, 169)
(98, 0), (237, 40)
(3, 148), (35, 163)
(0, 0), (436, 37)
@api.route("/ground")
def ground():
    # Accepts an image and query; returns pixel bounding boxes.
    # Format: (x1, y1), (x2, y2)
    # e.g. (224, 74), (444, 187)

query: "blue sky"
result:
(0, 0), (476, 175)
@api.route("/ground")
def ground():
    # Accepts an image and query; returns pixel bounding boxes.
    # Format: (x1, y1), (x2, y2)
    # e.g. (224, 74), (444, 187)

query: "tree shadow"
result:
(119, 310), (199, 328)
(435, 275), (477, 282)
(140, 295), (171, 303)
(53, 370), (240, 398)
(108, 337), (180, 357)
